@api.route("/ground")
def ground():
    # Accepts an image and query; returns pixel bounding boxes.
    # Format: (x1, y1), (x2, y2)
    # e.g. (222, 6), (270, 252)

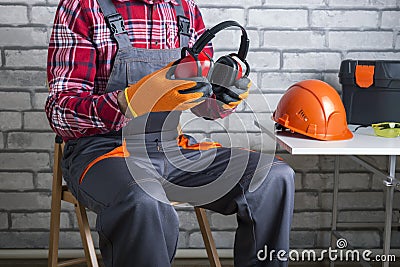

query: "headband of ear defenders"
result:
(191, 20), (250, 62)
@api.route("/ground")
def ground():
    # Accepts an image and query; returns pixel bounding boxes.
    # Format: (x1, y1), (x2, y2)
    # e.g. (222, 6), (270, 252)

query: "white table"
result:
(255, 120), (400, 267)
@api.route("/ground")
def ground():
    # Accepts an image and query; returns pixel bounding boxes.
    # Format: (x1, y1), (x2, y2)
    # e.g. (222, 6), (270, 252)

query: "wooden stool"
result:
(48, 136), (221, 267)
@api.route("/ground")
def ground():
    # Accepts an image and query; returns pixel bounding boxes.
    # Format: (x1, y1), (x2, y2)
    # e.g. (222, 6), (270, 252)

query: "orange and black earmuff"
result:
(174, 20), (250, 90)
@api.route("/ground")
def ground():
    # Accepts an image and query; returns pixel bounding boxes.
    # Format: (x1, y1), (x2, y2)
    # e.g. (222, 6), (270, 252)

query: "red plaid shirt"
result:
(46, 0), (221, 141)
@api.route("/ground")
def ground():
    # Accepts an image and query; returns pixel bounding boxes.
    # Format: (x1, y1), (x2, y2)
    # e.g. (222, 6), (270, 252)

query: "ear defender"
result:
(174, 50), (212, 79)
(174, 20), (250, 87)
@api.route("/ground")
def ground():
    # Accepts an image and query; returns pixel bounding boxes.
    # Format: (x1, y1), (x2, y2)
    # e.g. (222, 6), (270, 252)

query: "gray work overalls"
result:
(61, 0), (295, 266)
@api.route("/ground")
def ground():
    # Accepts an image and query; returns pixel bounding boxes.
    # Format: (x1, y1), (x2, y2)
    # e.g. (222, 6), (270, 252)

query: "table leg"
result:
(382, 155), (396, 267)
(330, 156), (340, 267)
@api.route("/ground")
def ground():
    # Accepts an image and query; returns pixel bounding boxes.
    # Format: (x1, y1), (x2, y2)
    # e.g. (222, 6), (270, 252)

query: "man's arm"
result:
(45, 0), (129, 140)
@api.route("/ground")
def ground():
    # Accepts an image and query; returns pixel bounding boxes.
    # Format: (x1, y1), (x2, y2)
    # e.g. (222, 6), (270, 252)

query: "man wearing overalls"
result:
(46, 0), (295, 266)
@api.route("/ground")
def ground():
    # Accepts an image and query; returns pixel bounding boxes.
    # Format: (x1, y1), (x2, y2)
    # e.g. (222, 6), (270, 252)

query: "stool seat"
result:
(48, 136), (221, 267)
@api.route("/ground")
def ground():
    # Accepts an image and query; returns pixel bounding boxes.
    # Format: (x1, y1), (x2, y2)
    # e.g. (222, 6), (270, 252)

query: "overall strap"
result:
(96, 0), (131, 49)
(174, 0), (190, 48)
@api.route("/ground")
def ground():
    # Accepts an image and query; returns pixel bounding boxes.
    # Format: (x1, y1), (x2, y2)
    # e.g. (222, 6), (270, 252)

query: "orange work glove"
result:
(125, 61), (212, 117)
(214, 77), (251, 110)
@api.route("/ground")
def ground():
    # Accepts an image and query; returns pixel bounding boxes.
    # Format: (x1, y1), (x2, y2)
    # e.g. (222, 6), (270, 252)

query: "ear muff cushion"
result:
(210, 56), (239, 92)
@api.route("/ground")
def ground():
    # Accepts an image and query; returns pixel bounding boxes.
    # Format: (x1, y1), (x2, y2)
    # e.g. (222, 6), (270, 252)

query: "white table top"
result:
(255, 120), (400, 155)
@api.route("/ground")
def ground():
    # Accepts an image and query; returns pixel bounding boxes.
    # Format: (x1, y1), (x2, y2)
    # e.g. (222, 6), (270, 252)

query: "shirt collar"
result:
(115, 0), (179, 5)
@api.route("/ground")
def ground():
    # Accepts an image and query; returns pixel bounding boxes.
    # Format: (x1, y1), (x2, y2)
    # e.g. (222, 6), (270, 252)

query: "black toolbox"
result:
(339, 59), (400, 125)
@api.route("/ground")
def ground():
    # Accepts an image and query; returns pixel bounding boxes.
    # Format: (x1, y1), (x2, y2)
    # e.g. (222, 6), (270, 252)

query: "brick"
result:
(264, 31), (326, 49)
(33, 92), (48, 110)
(283, 52), (342, 71)
(0, 172), (34, 190)
(0, 232), (49, 248)
(329, 31), (393, 50)
(338, 210), (385, 223)
(0, 192), (50, 210)
(36, 172), (52, 190)
(0, 92), (31, 111)
(180, 112), (226, 133)
(292, 212), (331, 229)
(0, 70), (47, 87)
(0, 6), (28, 24)
(290, 231), (315, 248)
(210, 131), (276, 152)
(320, 192), (383, 209)
(311, 10), (378, 28)
(323, 73), (341, 92)
(0, 152), (49, 170)
(188, 231), (205, 248)
(388, 231), (400, 248)
(0, 28), (47, 47)
(0, 212), (8, 229)
(209, 29), (256, 51)
(245, 93), (281, 113)
(260, 72), (322, 92)
(189, 231), (234, 248)
(277, 154), (319, 171)
(329, 0), (397, 7)
(212, 231), (235, 248)
(316, 230), (381, 249)
(0, 112), (22, 131)
(246, 51), (280, 71)
(319, 155), (386, 172)
(339, 231), (381, 248)
(247, 30), (261, 48)
(70, 208), (96, 229)
(211, 213), (237, 229)
(266, 0), (325, 6)
(31, 6), (57, 25)
(294, 172), (302, 190)
(303, 173), (370, 190)
(8, 132), (54, 150)
(391, 192), (400, 209)
(178, 231), (187, 248)
(248, 9), (308, 28)
(60, 231), (99, 249)
(5, 49), (47, 68)
(24, 111), (51, 130)
(346, 51), (400, 60)
(371, 173), (387, 190)
(178, 211), (200, 231)
(11, 212), (70, 229)
(382, 11), (400, 29)
(294, 192), (319, 210)
(201, 8), (245, 27)
(227, 112), (270, 132)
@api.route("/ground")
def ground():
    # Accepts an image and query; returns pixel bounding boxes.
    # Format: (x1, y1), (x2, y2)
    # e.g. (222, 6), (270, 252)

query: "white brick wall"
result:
(0, 0), (399, 252)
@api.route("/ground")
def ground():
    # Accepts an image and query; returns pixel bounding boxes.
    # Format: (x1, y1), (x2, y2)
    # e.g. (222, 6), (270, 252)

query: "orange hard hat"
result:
(272, 80), (353, 141)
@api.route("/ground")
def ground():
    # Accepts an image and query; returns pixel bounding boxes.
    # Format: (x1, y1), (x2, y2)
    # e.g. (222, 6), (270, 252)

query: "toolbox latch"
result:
(355, 65), (375, 88)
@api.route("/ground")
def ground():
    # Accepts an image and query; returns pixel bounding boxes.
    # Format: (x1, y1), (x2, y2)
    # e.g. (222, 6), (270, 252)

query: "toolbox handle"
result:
(355, 61), (375, 88)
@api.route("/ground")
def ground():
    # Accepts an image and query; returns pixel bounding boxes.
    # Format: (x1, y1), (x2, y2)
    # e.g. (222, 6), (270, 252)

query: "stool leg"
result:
(48, 142), (63, 267)
(194, 207), (221, 267)
(75, 202), (99, 267)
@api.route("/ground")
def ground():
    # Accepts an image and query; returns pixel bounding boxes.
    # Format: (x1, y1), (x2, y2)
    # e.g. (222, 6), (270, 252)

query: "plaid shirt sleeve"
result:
(45, 0), (129, 140)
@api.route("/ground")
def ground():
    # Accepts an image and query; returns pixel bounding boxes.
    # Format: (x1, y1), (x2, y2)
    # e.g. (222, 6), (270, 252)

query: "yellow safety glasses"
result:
(371, 122), (400, 138)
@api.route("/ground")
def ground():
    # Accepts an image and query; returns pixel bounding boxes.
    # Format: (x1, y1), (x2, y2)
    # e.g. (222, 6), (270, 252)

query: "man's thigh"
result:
(164, 147), (276, 206)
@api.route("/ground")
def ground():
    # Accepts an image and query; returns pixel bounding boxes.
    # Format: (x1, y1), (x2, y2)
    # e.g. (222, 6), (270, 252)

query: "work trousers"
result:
(62, 136), (295, 267)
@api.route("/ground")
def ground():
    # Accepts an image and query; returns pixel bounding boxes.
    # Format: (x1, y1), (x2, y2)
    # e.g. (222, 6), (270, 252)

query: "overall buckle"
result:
(105, 13), (127, 37)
